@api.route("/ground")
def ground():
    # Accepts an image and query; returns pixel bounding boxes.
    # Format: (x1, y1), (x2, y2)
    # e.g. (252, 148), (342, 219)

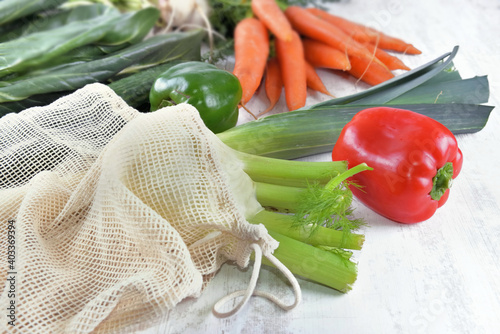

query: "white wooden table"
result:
(141, 0), (500, 333)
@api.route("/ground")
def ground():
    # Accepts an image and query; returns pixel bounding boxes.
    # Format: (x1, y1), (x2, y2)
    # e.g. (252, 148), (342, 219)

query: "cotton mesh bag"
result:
(0, 83), (300, 334)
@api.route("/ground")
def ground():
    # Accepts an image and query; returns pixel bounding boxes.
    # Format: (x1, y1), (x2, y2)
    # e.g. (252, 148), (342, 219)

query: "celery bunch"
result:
(236, 151), (371, 292)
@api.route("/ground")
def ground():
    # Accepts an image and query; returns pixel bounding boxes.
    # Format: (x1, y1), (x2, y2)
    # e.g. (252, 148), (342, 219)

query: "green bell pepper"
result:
(149, 61), (242, 133)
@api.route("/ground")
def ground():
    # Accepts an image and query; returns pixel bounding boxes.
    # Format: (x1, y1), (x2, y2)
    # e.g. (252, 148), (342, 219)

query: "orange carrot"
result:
(348, 54), (395, 86)
(306, 7), (374, 43)
(275, 30), (307, 111)
(363, 42), (410, 71)
(261, 57), (283, 115)
(372, 33), (422, 55)
(232, 17), (270, 105)
(305, 61), (334, 97)
(306, 7), (421, 55)
(302, 38), (351, 71)
(284, 6), (381, 66)
(251, 0), (293, 41)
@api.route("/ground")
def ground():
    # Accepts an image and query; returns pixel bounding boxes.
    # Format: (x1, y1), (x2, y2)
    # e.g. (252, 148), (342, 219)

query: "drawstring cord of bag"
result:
(212, 243), (302, 318)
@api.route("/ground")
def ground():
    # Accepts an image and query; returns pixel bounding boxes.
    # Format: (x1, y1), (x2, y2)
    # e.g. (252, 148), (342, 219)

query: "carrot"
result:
(306, 7), (421, 55)
(305, 61), (334, 97)
(275, 30), (307, 111)
(372, 33), (422, 55)
(363, 42), (410, 71)
(347, 54), (395, 86)
(302, 38), (351, 71)
(284, 6), (382, 66)
(261, 57), (283, 115)
(232, 17), (270, 105)
(306, 7), (374, 43)
(251, 0), (293, 41)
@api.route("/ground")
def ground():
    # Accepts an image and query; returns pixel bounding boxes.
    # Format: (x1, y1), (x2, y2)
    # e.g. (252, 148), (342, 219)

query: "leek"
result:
(218, 46), (494, 159)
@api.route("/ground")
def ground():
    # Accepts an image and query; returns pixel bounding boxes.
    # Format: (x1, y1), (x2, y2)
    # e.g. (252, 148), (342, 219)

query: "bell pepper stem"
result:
(430, 162), (454, 200)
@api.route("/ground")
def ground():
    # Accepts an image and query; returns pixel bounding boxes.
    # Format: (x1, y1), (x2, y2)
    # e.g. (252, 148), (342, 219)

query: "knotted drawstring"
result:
(212, 243), (302, 318)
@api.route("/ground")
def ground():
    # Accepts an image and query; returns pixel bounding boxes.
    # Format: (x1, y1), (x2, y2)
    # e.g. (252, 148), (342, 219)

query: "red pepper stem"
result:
(324, 163), (373, 192)
(430, 162), (454, 201)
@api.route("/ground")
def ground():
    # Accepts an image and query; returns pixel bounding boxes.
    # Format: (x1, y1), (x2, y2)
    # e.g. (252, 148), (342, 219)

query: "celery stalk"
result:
(249, 210), (364, 250)
(247, 163), (368, 292)
(254, 182), (304, 212)
(235, 150), (347, 187)
(263, 231), (358, 292)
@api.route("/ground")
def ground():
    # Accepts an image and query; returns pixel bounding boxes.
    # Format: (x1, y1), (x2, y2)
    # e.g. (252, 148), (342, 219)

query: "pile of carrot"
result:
(231, 0), (421, 115)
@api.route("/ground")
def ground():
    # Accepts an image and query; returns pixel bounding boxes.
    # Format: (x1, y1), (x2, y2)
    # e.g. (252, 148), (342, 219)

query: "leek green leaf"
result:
(308, 46), (459, 107)
(423, 62), (462, 84)
(387, 76), (489, 105)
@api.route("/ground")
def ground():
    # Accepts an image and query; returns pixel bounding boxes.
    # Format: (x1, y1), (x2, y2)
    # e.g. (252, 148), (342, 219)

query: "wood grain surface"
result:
(140, 0), (500, 333)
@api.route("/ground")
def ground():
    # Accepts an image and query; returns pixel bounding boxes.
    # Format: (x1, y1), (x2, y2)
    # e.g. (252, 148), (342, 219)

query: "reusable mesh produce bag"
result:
(0, 84), (298, 334)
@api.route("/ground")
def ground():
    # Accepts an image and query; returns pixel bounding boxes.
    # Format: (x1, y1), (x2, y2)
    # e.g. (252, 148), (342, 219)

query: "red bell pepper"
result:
(331, 107), (463, 224)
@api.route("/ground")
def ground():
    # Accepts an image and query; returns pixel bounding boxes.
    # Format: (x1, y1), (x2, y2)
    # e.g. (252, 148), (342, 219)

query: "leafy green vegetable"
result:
(66, 0), (148, 12)
(0, 0), (68, 26)
(0, 10), (122, 78)
(0, 92), (69, 116)
(98, 6), (159, 46)
(0, 30), (205, 104)
(0, 61), (193, 116)
(0, 3), (113, 43)
(2, 6), (161, 81)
